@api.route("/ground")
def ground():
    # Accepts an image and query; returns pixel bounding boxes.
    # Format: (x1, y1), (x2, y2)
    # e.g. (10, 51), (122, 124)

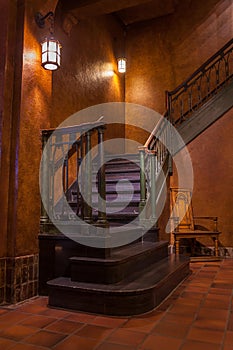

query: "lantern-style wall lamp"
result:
(35, 11), (61, 71)
(117, 57), (127, 73)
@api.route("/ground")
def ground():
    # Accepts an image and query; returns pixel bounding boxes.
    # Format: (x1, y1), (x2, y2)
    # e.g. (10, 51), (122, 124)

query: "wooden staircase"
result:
(39, 150), (190, 315)
(40, 38), (233, 316)
(69, 154), (141, 224)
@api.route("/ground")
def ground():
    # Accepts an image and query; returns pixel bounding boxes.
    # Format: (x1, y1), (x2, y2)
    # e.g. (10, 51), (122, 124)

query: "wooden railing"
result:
(167, 38), (233, 125)
(139, 38), (233, 226)
(40, 121), (107, 232)
(139, 112), (171, 224)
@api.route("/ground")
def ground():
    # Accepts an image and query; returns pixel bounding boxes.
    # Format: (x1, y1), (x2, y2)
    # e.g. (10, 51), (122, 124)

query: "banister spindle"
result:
(97, 126), (107, 226)
(84, 130), (93, 223)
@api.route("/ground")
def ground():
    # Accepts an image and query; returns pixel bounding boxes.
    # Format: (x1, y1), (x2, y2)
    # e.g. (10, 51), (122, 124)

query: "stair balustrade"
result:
(139, 112), (172, 226)
(167, 38), (233, 125)
(140, 38), (233, 228)
(40, 121), (107, 233)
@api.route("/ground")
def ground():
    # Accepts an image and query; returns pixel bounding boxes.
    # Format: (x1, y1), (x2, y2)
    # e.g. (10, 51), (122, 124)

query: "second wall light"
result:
(35, 11), (61, 71)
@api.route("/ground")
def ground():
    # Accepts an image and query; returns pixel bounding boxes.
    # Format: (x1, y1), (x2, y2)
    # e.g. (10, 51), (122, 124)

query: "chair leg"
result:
(175, 238), (180, 255)
(214, 237), (219, 257)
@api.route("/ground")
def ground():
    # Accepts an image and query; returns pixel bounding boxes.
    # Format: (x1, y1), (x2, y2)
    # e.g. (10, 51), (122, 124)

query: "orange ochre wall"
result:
(51, 11), (125, 143)
(125, 0), (233, 246)
(2, 0), (233, 260)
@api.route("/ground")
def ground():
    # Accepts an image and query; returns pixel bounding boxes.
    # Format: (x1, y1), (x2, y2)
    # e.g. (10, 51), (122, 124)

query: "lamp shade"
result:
(41, 37), (61, 70)
(117, 58), (126, 73)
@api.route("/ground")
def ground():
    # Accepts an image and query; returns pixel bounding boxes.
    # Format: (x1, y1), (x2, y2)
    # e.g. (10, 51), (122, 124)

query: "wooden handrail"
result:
(42, 120), (105, 137)
(168, 38), (233, 96)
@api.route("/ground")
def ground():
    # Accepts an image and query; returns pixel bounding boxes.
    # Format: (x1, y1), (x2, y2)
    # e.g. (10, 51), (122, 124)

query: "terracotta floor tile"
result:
(88, 316), (128, 328)
(20, 315), (57, 328)
(168, 303), (198, 316)
(193, 308), (228, 330)
(197, 307), (229, 320)
(180, 340), (221, 350)
(96, 342), (136, 350)
(122, 317), (156, 333)
(141, 334), (182, 350)
(211, 282), (233, 289)
(224, 331), (233, 345)
(53, 335), (98, 350)
(0, 337), (17, 349)
(65, 312), (97, 323)
(202, 299), (230, 310)
(24, 330), (67, 347)
(0, 324), (37, 341)
(209, 287), (232, 295)
(187, 327), (224, 344)
(30, 297), (48, 306)
(173, 297), (202, 307)
(106, 328), (146, 346)
(152, 320), (190, 338)
(227, 313), (233, 331)
(46, 319), (84, 334)
(17, 304), (48, 314)
(161, 312), (195, 325)
(206, 293), (231, 302)
(39, 308), (70, 318)
(192, 318), (226, 331)
(75, 324), (112, 341)
(9, 344), (50, 350)
(136, 310), (164, 322)
(0, 311), (29, 325)
(180, 291), (207, 299)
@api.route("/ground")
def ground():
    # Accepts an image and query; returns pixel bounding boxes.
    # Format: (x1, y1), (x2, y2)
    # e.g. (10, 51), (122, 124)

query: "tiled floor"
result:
(0, 259), (233, 350)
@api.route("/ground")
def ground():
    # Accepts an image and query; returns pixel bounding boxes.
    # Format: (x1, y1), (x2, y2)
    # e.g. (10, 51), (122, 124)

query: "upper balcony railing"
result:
(139, 38), (233, 226)
(167, 38), (233, 125)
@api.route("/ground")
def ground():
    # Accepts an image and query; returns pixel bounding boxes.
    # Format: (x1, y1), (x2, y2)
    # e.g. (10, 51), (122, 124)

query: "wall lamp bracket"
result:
(35, 11), (54, 28)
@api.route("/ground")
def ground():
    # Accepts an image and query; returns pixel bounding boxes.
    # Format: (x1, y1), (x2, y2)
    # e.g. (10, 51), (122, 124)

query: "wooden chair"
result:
(170, 188), (221, 259)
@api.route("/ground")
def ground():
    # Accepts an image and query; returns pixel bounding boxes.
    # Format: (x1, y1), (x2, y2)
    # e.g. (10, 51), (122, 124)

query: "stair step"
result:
(47, 254), (190, 316)
(70, 241), (168, 284)
(105, 153), (139, 161)
(102, 168), (140, 176)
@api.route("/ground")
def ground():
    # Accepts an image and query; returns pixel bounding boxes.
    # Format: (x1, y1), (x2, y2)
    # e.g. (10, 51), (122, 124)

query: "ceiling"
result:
(61, 0), (176, 26)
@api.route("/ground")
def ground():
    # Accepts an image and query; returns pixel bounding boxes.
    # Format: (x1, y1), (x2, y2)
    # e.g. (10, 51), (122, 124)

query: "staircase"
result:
(39, 38), (233, 316)
(70, 154), (141, 225)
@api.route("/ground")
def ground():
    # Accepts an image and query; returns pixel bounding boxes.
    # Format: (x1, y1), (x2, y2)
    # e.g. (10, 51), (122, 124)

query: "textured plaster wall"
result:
(52, 12), (125, 152)
(125, 0), (233, 138)
(186, 109), (233, 248)
(0, 0), (16, 258)
(125, 0), (233, 246)
(15, 1), (53, 256)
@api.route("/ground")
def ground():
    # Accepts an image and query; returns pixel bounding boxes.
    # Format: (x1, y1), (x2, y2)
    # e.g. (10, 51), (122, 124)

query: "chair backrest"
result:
(170, 188), (194, 231)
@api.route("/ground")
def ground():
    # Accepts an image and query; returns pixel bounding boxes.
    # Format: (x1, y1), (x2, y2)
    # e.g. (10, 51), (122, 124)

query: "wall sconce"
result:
(117, 57), (127, 73)
(35, 12), (61, 71)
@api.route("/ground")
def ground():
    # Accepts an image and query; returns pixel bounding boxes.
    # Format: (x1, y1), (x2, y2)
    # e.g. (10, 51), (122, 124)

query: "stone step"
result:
(70, 241), (168, 284)
(47, 254), (190, 316)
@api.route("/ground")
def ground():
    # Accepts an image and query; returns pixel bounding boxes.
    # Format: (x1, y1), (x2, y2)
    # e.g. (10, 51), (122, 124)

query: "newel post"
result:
(40, 130), (51, 232)
(138, 146), (147, 220)
(148, 150), (156, 222)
